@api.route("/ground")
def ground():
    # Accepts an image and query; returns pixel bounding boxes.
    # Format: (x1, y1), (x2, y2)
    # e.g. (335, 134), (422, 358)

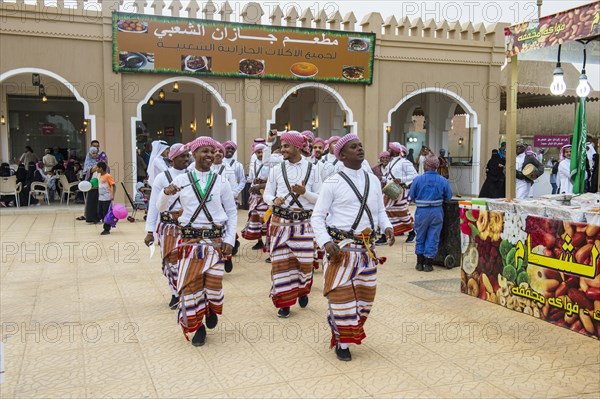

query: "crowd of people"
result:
(0, 145), (89, 207)
(479, 140), (599, 199)
(140, 131), (452, 361)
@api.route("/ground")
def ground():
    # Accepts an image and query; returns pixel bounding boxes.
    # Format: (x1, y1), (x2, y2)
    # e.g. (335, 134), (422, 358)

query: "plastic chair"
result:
(0, 176), (22, 208)
(58, 174), (79, 205)
(29, 181), (50, 206)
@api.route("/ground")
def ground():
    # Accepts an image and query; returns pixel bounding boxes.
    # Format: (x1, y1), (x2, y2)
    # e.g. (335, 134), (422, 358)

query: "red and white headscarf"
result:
(301, 130), (315, 141)
(424, 154), (440, 171)
(560, 144), (572, 161)
(213, 141), (226, 155)
(379, 151), (390, 159)
(280, 130), (307, 149)
(313, 137), (326, 147)
(389, 142), (408, 157)
(326, 136), (341, 148)
(253, 144), (266, 153)
(334, 134), (360, 160)
(223, 140), (237, 151)
(188, 136), (217, 153)
(168, 143), (188, 161)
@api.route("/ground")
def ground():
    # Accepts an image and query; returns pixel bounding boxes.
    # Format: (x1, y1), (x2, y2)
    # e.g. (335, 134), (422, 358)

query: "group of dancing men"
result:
(142, 130), (452, 361)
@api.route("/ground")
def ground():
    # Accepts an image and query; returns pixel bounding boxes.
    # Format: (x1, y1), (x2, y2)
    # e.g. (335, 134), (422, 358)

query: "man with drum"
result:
(263, 131), (322, 318)
(516, 141), (544, 199)
(144, 143), (189, 309)
(158, 137), (237, 346)
(376, 142), (418, 245)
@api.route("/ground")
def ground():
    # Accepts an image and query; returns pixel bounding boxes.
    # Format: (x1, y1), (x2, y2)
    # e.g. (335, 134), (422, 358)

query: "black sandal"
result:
(76, 216), (86, 221)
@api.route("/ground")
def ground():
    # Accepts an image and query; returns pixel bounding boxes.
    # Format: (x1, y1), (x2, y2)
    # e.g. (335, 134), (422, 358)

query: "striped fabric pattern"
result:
(176, 238), (224, 336)
(384, 192), (414, 236)
(269, 216), (315, 308)
(323, 243), (378, 347)
(241, 193), (268, 240)
(157, 222), (180, 295)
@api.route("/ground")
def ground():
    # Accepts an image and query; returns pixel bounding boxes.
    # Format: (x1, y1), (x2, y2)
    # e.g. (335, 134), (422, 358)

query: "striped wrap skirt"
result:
(323, 242), (378, 348)
(241, 193), (268, 241)
(269, 215), (315, 308)
(176, 237), (224, 337)
(157, 220), (180, 295)
(384, 191), (414, 236)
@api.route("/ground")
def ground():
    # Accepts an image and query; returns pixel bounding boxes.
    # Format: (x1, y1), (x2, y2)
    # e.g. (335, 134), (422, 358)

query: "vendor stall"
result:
(462, 1), (600, 339)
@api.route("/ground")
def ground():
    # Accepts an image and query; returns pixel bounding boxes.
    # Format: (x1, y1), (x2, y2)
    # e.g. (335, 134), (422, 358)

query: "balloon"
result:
(112, 204), (128, 220)
(90, 178), (99, 188)
(78, 180), (92, 192)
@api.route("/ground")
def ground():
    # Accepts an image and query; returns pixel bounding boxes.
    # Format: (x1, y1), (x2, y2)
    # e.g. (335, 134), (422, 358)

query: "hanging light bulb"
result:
(577, 74), (591, 98)
(173, 82), (179, 92)
(550, 44), (566, 95)
(148, 97), (155, 106)
(577, 46), (591, 98)
(158, 88), (165, 100)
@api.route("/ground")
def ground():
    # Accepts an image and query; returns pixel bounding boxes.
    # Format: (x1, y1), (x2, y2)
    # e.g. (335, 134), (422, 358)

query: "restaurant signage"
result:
(505, 2), (600, 58)
(113, 12), (376, 84)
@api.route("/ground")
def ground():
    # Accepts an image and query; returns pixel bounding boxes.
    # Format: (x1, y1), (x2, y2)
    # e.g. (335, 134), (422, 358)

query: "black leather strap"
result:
(187, 171), (217, 225)
(338, 171), (374, 231)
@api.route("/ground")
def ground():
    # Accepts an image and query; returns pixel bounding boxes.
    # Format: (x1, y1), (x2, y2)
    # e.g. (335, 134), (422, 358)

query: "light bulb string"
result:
(581, 46), (587, 75)
(556, 44), (562, 67)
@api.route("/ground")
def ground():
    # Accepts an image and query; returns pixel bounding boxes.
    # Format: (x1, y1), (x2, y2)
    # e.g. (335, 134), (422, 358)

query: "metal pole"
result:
(506, 55), (518, 200)
(537, 0), (543, 19)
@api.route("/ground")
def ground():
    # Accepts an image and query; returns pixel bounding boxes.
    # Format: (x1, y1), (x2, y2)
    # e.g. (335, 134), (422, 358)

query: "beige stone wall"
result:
(0, 1), (507, 197)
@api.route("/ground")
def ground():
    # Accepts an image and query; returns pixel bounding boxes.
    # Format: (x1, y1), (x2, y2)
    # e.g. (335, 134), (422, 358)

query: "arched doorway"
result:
(267, 83), (356, 139)
(0, 68), (96, 164)
(384, 88), (481, 195)
(131, 76), (237, 189)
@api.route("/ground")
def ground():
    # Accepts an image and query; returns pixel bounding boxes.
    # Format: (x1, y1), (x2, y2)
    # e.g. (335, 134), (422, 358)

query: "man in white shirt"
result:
(312, 138), (326, 164)
(159, 136), (237, 347)
(147, 140), (170, 187)
(242, 144), (269, 250)
(263, 131), (322, 318)
(377, 142), (418, 245)
(311, 134), (394, 362)
(321, 135), (372, 181)
(144, 143), (189, 310)
(223, 140), (247, 203)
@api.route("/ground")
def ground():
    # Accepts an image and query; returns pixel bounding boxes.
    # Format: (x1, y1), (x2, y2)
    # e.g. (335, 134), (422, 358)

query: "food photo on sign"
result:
(112, 12), (375, 84)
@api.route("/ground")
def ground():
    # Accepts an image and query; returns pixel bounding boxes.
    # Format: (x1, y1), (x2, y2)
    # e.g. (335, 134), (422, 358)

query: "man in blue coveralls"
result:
(408, 154), (453, 272)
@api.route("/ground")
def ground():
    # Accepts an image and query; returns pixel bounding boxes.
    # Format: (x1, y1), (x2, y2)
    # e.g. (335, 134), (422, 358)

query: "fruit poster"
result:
(460, 204), (600, 339)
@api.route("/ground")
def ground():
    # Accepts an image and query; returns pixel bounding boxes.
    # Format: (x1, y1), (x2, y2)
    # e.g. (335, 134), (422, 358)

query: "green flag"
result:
(570, 98), (587, 194)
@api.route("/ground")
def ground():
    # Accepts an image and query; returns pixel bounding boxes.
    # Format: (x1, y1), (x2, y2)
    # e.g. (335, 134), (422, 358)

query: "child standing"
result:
(96, 161), (116, 235)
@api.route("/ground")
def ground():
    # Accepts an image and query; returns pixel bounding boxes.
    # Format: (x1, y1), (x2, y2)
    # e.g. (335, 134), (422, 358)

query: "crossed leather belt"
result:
(327, 227), (375, 246)
(179, 225), (224, 239)
(160, 211), (181, 225)
(272, 205), (312, 221)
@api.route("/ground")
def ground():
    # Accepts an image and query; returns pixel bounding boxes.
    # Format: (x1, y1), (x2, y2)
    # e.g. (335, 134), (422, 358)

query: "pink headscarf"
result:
(379, 151), (390, 159)
(424, 154), (440, 171)
(223, 140), (237, 151)
(253, 144), (266, 153)
(389, 142), (408, 157)
(188, 136), (217, 153)
(301, 130), (315, 140)
(333, 134), (360, 160)
(168, 143), (188, 160)
(280, 130), (307, 149)
(525, 146), (536, 156)
(213, 141), (226, 155)
(326, 136), (341, 147)
(560, 145), (572, 161)
(313, 137), (326, 147)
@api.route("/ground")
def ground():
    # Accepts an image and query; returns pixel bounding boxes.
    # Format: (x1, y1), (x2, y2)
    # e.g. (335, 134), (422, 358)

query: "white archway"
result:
(266, 82), (357, 135)
(384, 87), (482, 195)
(0, 67), (97, 161)
(130, 76), (238, 192)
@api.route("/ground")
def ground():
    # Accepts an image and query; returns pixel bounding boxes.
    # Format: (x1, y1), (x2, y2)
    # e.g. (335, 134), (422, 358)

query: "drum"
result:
(382, 180), (404, 201)
(522, 163), (541, 181)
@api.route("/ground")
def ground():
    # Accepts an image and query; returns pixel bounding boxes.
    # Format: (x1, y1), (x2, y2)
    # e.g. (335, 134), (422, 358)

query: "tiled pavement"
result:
(0, 207), (599, 398)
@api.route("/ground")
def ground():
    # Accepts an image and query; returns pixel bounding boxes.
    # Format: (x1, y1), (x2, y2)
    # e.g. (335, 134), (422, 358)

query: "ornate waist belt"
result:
(160, 211), (181, 225)
(179, 225), (224, 239)
(272, 205), (312, 221)
(327, 227), (375, 246)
